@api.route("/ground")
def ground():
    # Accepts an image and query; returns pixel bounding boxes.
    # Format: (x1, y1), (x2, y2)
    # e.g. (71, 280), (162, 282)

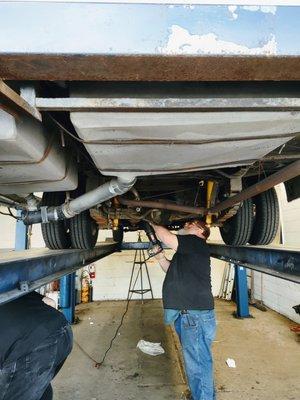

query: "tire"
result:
(113, 227), (124, 243)
(249, 188), (279, 245)
(41, 192), (71, 250)
(220, 198), (254, 246)
(70, 211), (98, 249)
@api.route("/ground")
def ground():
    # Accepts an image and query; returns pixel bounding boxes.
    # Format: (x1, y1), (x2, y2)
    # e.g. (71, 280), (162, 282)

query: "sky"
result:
(0, 2), (299, 55)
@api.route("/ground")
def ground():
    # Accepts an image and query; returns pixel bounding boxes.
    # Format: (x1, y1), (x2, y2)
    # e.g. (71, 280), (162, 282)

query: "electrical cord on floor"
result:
(74, 295), (133, 368)
(74, 242), (158, 368)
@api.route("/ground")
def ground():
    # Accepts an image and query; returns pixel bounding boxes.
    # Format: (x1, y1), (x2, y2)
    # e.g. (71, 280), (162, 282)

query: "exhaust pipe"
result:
(22, 176), (136, 225)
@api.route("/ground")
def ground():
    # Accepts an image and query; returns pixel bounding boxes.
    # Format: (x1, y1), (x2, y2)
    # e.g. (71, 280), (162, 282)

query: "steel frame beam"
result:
(1, 241), (298, 307)
(35, 97), (300, 112)
(122, 242), (300, 283)
(0, 244), (118, 305)
(209, 243), (300, 283)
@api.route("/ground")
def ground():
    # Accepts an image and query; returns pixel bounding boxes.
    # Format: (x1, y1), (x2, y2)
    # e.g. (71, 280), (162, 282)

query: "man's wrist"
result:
(155, 251), (165, 261)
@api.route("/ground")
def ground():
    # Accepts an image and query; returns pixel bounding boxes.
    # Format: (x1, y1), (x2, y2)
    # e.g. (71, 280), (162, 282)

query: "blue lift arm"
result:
(2, 239), (299, 321)
(122, 242), (300, 284)
(0, 244), (118, 305)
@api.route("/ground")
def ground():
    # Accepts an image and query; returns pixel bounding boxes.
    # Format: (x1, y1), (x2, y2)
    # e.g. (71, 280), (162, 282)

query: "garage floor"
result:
(53, 299), (300, 400)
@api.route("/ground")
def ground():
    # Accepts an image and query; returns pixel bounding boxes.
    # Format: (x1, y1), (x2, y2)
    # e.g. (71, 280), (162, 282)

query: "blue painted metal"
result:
(0, 243), (117, 305)
(60, 273), (76, 323)
(234, 264), (251, 318)
(0, 3), (299, 56)
(122, 242), (300, 283)
(209, 243), (300, 284)
(2, 240), (299, 306)
(14, 211), (29, 251)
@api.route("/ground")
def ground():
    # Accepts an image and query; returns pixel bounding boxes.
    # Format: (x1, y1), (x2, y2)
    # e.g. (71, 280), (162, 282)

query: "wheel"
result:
(70, 210), (98, 249)
(249, 188), (279, 245)
(220, 198), (254, 246)
(113, 226), (124, 243)
(41, 192), (71, 250)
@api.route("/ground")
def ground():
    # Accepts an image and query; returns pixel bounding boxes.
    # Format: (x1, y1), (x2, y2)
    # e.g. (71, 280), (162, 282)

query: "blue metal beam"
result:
(122, 242), (300, 283)
(0, 244), (118, 305)
(1, 241), (298, 306)
(209, 243), (300, 284)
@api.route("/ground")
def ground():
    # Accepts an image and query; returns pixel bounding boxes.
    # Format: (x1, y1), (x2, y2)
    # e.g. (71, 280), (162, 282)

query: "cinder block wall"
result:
(253, 184), (300, 323)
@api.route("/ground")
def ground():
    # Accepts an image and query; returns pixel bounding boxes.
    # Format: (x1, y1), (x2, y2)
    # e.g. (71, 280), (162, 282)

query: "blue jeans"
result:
(174, 310), (216, 400)
(0, 325), (73, 400)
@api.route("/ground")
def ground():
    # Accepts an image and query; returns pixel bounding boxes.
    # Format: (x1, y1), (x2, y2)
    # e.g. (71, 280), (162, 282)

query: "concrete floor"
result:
(53, 299), (300, 400)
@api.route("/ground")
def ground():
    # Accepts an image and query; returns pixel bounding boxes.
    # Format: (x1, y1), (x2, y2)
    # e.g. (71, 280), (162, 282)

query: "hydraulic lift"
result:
(1, 224), (299, 322)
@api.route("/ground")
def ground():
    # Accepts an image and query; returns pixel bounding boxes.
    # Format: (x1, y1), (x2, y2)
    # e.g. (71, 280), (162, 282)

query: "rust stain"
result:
(0, 54), (299, 81)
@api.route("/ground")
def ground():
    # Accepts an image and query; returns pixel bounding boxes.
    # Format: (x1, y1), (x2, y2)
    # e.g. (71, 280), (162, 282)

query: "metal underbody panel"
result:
(0, 3), (300, 81)
(71, 110), (300, 176)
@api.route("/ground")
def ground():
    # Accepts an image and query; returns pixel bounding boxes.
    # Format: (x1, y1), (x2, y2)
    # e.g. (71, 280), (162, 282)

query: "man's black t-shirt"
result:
(162, 234), (214, 310)
(0, 292), (68, 366)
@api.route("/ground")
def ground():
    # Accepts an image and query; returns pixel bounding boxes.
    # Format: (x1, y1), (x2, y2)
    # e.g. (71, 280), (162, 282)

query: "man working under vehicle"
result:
(152, 220), (216, 400)
(0, 291), (73, 400)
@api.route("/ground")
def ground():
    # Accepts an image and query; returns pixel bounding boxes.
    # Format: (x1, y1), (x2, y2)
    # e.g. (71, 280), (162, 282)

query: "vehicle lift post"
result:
(60, 273), (76, 324)
(234, 265), (251, 318)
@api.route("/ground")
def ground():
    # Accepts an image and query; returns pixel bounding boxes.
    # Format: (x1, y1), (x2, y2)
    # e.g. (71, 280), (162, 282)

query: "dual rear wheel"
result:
(220, 188), (279, 246)
(41, 191), (98, 250)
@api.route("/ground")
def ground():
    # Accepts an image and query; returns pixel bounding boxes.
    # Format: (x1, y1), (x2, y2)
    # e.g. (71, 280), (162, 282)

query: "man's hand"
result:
(153, 248), (171, 273)
(148, 244), (162, 258)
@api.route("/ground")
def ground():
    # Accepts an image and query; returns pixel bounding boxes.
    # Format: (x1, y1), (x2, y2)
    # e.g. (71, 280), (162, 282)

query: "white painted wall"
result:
(0, 208), (17, 249)
(253, 184), (300, 323)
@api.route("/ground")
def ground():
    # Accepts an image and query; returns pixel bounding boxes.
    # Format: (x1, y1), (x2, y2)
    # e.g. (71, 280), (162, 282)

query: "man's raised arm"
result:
(151, 224), (178, 251)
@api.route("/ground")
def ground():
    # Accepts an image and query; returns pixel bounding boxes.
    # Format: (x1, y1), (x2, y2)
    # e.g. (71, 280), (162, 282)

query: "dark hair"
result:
(191, 219), (211, 240)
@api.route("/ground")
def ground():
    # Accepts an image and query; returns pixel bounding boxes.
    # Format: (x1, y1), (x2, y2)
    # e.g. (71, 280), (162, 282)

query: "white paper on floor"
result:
(226, 358), (236, 368)
(137, 340), (165, 356)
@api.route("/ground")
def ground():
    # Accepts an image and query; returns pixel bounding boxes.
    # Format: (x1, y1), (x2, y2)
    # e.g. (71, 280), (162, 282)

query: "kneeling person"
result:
(0, 291), (73, 400)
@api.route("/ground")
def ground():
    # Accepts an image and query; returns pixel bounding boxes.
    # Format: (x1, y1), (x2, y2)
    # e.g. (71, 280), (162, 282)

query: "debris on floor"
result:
(226, 358), (236, 368)
(53, 299), (300, 400)
(137, 339), (165, 356)
(290, 325), (300, 342)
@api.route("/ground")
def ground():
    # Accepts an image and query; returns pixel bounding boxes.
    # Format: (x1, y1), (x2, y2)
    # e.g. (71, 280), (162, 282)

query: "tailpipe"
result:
(22, 176), (136, 225)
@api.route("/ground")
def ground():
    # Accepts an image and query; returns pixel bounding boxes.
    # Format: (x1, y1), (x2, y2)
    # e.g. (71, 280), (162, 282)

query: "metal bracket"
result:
(40, 206), (49, 223)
